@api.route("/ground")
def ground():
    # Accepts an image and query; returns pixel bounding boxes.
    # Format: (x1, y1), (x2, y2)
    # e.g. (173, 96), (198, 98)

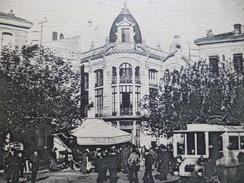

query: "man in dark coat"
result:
(96, 150), (107, 183)
(29, 150), (40, 183)
(143, 149), (155, 183)
(107, 148), (118, 183)
(157, 145), (170, 181)
(5, 149), (18, 183)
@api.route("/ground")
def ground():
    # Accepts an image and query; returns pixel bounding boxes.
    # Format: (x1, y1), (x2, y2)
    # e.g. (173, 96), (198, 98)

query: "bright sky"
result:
(0, 0), (244, 52)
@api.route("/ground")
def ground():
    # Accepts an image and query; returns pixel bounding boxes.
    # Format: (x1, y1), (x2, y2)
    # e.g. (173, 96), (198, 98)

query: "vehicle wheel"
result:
(73, 162), (82, 171)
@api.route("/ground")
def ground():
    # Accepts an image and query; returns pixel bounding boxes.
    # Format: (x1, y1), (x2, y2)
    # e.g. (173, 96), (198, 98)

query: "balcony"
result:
(112, 76), (117, 84)
(120, 107), (133, 116)
(135, 76), (141, 84)
(120, 76), (132, 83)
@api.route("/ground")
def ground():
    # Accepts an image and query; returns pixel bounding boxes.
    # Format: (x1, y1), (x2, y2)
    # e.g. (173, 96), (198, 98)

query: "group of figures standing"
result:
(4, 149), (40, 183)
(92, 144), (175, 183)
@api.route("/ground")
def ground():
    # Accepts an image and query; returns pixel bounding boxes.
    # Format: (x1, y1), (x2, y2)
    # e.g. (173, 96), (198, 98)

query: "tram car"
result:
(172, 123), (244, 179)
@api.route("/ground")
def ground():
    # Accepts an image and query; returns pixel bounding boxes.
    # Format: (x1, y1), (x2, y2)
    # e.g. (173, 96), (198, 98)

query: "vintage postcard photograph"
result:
(0, 0), (243, 182)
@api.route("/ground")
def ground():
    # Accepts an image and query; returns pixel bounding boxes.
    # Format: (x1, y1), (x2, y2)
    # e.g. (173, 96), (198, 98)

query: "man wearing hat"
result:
(143, 149), (155, 183)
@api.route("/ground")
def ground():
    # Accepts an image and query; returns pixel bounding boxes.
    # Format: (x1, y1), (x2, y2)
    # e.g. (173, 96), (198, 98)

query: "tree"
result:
(0, 45), (81, 152)
(140, 59), (244, 137)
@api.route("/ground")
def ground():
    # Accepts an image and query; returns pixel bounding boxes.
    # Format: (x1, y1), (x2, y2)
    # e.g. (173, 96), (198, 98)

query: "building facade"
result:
(80, 5), (189, 146)
(194, 24), (244, 73)
(0, 10), (33, 51)
(43, 33), (82, 72)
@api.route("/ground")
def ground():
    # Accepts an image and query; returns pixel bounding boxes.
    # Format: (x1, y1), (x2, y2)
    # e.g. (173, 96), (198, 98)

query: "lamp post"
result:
(38, 18), (47, 46)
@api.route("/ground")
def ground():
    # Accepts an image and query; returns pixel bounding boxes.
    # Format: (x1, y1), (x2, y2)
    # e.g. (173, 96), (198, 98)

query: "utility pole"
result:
(38, 18), (47, 46)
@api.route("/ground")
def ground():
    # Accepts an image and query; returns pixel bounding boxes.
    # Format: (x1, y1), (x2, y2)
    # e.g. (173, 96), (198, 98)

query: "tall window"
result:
(112, 67), (117, 84)
(120, 63), (132, 83)
(1, 32), (14, 48)
(163, 69), (170, 85)
(149, 69), (158, 87)
(148, 69), (158, 81)
(233, 53), (243, 73)
(122, 28), (130, 43)
(94, 69), (103, 87)
(120, 86), (133, 116)
(135, 86), (141, 114)
(112, 86), (117, 115)
(95, 89), (103, 117)
(135, 66), (140, 84)
(209, 56), (219, 74)
(84, 73), (89, 90)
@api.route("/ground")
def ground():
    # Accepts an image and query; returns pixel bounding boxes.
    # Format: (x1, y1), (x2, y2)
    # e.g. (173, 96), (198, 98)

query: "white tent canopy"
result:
(72, 118), (131, 145)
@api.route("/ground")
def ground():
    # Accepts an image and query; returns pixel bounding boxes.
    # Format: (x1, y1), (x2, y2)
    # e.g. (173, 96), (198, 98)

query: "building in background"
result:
(80, 4), (190, 147)
(42, 33), (81, 72)
(194, 24), (244, 73)
(0, 10), (33, 51)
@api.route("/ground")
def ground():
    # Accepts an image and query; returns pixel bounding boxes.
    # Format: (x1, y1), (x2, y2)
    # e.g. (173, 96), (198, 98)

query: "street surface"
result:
(0, 168), (179, 183)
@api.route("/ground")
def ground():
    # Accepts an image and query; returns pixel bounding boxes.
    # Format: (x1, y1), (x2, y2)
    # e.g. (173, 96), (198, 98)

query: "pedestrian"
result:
(5, 149), (19, 183)
(94, 150), (102, 173)
(49, 147), (58, 171)
(157, 145), (170, 181)
(29, 150), (40, 183)
(107, 148), (118, 183)
(121, 145), (130, 173)
(17, 151), (25, 182)
(128, 148), (140, 183)
(96, 150), (107, 183)
(235, 152), (244, 183)
(80, 149), (89, 173)
(143, 149), (155, 183)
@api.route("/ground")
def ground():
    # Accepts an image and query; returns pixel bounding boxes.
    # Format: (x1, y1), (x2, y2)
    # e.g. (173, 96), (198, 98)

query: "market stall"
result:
(72, 118), (132, 145)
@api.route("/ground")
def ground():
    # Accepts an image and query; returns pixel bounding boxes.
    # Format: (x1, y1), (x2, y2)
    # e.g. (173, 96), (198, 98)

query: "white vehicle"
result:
(172, 123), (244, 178)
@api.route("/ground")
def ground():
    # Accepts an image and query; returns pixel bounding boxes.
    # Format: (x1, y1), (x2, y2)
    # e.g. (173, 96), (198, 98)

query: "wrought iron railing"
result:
(120, 76), (132, 83)
(120, 107), (133, 116)
(135, 76), (141, 84)
(112, 76), (117, 84)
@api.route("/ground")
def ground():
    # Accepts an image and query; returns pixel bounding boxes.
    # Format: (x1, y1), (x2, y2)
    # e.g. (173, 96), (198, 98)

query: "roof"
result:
(194, 31), (244, 45)
(72, 118), (131, 145)
(109, 4), (142, 44)
(0, 11), (33, 29)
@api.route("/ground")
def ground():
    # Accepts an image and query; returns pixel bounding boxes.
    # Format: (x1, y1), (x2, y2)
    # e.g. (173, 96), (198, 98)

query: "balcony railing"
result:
(120, 107), (133, 116)
(120, 76), (132, 83)
(112, 76), (117, 84)
(135, 76), (141, 84)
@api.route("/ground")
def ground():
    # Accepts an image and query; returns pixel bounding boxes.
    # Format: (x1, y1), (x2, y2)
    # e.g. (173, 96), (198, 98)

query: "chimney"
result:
(52, 31), (57, 41)
(234, 24), (241, 35)
(206, 29), (214, 37)
(59, 33), (64, 39)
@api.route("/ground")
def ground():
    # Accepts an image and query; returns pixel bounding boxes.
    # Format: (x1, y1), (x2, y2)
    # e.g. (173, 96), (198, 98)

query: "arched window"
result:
(112, 66), (117, 84)
(148, 69), (158, 87)
(163, 69), (170, 85)
(135, 66), (140, 84)
(1, 32), (14, 48)
(94, 69), (103, 87)
(120, 63), (132, 83)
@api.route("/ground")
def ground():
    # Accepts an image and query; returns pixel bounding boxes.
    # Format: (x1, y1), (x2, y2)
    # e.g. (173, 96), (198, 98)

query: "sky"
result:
(0, 0), (244, 52)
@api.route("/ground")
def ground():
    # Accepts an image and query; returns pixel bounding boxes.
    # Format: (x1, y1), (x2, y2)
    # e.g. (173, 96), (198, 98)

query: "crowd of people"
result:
(79, 144), (177, 183)
(4, 143), (244, 183)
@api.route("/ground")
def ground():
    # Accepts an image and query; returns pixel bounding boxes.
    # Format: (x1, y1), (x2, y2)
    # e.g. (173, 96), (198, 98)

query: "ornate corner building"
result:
(80, 4), (189, 146)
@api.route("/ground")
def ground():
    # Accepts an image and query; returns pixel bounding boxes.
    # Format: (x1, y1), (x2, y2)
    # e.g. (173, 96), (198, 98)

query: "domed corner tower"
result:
(109, 3), (142, 44)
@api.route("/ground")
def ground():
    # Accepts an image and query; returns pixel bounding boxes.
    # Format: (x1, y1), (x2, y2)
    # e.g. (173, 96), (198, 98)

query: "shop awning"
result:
(72, 118), (131, 145)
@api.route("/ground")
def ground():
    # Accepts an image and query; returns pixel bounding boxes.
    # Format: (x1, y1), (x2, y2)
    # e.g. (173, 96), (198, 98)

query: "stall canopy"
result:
(72, 118), (131, 145)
